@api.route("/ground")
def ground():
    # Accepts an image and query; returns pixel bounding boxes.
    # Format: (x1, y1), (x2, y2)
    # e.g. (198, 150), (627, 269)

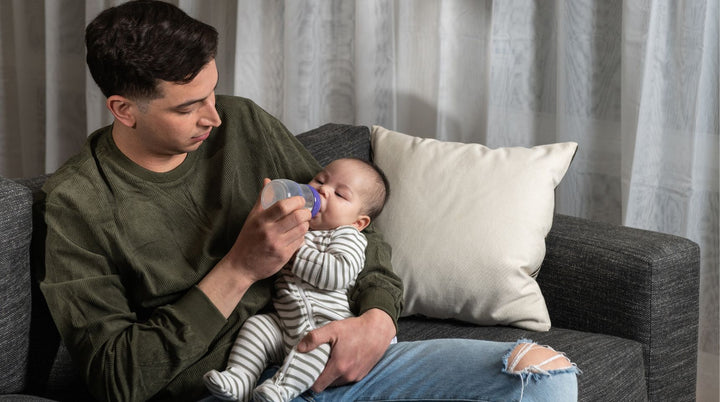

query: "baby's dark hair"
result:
(351, 158), (390, 221)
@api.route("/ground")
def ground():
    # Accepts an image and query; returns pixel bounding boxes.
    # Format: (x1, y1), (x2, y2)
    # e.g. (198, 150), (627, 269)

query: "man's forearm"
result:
(198, 255), (255, 318)
(361, 308), (397, 339)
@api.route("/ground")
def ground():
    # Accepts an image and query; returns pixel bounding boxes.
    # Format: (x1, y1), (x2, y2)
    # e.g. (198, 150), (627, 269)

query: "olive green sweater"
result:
(39, 96), (402, 402)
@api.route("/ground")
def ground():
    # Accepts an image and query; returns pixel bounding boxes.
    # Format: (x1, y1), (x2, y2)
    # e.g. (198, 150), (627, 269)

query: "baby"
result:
(204, 158), (390, 402)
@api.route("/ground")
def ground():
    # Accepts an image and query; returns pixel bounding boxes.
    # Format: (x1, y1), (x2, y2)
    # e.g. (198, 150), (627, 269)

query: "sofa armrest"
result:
(0, 176), (33, 394)
(539, 213), (699, 400)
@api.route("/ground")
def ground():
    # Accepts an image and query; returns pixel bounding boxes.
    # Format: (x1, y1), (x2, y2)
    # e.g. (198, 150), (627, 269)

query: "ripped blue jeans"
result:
(210, 338), (579, 401)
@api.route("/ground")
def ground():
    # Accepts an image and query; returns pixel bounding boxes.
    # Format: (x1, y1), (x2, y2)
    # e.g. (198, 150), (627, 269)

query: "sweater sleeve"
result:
(349, 224), (404, 327)
(39, 188), (228, 402)
(292, 227), (367, 290)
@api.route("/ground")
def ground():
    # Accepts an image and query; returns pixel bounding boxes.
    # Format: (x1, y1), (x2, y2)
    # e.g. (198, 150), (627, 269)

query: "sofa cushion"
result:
(398, 316), (647, 402)
(371, 126), (577, 331)
(0, 177), (33, 394)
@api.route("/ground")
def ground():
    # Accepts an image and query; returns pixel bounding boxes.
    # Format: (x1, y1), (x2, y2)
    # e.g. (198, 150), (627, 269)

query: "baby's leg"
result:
(253, 342), (331, 402)
(203, 313), (284, 401)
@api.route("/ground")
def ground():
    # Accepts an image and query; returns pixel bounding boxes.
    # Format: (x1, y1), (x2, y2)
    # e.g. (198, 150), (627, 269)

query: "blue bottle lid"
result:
(308, 185), (321, 217)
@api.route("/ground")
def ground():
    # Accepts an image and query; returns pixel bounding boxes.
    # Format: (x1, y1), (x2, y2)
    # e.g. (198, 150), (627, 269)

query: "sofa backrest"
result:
(295, 123), (372, 165)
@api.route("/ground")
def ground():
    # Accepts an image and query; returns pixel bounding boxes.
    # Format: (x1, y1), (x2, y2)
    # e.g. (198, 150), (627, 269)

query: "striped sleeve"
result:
(292, 226), (367, 291)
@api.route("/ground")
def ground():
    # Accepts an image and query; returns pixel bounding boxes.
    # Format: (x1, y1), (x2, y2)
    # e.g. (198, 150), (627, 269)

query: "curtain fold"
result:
(0, 1), (717, 400)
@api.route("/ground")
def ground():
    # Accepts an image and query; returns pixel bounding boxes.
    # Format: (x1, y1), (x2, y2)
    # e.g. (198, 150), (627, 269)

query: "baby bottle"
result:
(261, 179), (321, 217)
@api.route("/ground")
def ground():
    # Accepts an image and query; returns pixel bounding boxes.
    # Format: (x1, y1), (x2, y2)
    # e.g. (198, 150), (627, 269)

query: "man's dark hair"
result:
(86, 0), (218, 100)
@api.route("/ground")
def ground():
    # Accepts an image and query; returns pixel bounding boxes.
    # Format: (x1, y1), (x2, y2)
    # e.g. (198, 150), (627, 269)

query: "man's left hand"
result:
(296, 308), (396, 392)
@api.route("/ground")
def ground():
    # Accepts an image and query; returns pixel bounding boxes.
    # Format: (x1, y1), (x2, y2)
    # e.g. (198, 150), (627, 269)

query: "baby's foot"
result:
(253, 380), (291, 402)
(203, 368), (252, 401)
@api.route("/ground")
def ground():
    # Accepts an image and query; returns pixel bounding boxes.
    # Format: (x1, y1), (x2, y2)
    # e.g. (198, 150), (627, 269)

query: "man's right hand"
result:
(198, 178), (311, 317)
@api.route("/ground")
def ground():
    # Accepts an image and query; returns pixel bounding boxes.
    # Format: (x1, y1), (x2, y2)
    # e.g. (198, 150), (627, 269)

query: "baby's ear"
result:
(353, 215), (371, 232)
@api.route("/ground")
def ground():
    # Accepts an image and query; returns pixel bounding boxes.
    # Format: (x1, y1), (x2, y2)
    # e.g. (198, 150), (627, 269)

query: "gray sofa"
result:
(1, 123), (700, 401)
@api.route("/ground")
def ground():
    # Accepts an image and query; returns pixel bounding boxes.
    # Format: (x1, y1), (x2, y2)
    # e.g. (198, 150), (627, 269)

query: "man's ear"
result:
(106, 95), (137, 128)
(352, 215), (371, 232)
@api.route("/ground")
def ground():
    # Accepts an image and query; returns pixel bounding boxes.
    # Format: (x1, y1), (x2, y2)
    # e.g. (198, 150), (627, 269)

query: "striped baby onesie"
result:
(204, 226), (367, 402)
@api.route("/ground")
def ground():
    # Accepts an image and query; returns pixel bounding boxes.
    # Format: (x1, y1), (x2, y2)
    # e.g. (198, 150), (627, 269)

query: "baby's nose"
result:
(317, 185), (330, 197)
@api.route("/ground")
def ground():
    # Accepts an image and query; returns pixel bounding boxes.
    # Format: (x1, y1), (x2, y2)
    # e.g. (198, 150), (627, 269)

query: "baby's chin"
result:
(309, 216), (335, 231)
(308, 217), (323, 231)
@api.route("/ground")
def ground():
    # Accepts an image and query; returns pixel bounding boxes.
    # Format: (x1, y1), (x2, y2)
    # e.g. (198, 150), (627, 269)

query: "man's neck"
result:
(111, 124), (187, 173)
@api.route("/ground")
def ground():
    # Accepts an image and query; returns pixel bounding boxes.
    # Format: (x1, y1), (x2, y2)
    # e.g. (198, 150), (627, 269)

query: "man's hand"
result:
(199, 178), (311, 317)
(225, 178), (311, 282)
(297, 308), (396, 392)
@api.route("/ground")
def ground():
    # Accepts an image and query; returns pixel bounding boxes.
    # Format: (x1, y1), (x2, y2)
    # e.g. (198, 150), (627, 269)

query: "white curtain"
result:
(1, 0), (717, 399)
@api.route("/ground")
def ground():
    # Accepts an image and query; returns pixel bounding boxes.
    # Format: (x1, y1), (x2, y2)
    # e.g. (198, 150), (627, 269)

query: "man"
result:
(39, 1), (578, 401)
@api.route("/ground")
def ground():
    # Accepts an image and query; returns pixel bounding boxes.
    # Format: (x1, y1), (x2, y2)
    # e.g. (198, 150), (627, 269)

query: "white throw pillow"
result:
(371, 125), (577, 331)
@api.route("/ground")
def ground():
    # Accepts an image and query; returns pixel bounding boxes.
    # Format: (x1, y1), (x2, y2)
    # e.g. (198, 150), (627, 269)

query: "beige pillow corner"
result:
(371, 125), (577, 332)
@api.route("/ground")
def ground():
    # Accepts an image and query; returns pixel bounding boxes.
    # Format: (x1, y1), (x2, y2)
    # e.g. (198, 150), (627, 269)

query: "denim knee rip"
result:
(502, 339), (581, 400)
